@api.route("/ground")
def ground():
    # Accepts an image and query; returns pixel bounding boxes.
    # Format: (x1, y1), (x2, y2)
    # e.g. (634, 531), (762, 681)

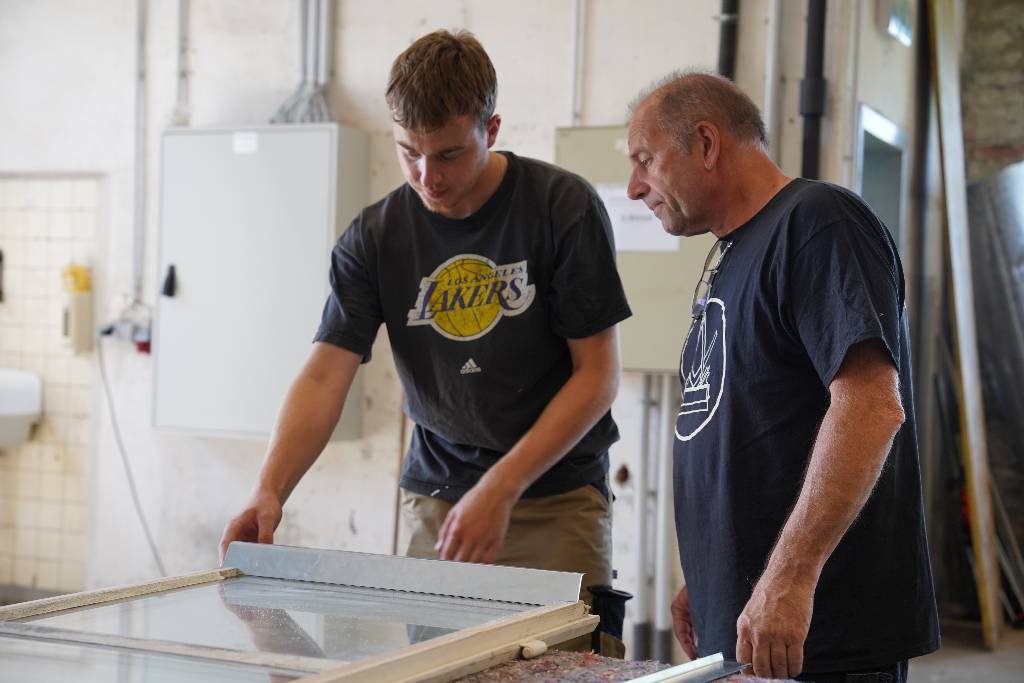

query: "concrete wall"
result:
(0, 0), (933, 662)
(819, 0), (921, 221)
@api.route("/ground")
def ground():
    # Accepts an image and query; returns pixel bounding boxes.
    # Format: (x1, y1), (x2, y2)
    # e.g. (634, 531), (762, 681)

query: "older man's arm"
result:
(735, 339), (906, 679)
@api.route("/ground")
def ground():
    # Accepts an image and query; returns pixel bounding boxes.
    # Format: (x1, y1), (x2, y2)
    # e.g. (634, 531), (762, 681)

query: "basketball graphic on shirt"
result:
(676, 298), (727, 442)
(407, 254), (536, 341)
(429, 258), (503, 338)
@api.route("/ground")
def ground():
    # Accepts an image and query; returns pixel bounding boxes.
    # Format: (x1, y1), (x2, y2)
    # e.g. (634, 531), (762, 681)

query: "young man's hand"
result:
(672, 585), (699, 659)
(219, 491), (283, 564)
(435, 482), (515, 564)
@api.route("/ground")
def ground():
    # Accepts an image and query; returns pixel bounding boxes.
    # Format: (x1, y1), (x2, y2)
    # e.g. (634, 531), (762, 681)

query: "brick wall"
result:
(961, 0), (1024, 181)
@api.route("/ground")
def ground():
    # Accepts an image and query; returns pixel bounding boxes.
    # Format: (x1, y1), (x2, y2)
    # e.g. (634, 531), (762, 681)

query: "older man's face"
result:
(626, 103), (710, 237)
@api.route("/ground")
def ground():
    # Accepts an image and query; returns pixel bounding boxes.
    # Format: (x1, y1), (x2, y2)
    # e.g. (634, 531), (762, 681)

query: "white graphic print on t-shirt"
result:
(676, 297), (727, 442)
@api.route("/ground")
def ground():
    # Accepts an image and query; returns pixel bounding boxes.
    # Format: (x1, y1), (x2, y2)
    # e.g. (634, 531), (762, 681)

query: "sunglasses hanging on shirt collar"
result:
(690, 239), (733, 321)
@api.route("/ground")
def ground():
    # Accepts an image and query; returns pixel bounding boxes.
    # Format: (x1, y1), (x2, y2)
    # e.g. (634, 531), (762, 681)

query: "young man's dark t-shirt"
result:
(315, 152), (631, 501)
(673, 179), (940, 672)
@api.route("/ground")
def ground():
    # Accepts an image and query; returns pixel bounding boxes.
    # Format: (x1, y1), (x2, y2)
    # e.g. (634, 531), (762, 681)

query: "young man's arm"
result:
(434, 326), (621, 563)
(733, 339), (905, 679)
(219, 342), (362, 562)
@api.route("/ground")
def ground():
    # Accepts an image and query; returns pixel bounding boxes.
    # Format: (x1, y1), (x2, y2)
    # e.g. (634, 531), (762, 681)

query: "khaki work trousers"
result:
(399, 483), (623, 657)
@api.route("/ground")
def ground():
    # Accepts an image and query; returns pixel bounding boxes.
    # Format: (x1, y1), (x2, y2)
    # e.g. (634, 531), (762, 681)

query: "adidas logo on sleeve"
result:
(460, 358), (482, 375)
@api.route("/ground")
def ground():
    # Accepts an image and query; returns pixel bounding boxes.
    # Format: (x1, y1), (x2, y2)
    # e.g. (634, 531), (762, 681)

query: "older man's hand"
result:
(671, 585), (699, 659)
(735, 572), (814, 679)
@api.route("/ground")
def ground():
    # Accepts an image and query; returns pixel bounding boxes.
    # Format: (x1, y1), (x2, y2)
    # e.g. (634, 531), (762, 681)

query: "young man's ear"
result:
(485, 114), (502, 147)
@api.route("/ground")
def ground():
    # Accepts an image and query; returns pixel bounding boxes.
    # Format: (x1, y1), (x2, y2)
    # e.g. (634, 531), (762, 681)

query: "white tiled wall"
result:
(0, 176), (98, 593)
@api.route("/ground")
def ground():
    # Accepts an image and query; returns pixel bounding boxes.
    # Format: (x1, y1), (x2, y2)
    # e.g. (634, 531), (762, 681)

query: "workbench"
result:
(456, 650), (787, 682)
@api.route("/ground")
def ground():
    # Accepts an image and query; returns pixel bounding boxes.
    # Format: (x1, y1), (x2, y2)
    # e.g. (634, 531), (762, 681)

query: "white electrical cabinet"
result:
(154, 123), (368, 439)
(555, 126), (715, 374)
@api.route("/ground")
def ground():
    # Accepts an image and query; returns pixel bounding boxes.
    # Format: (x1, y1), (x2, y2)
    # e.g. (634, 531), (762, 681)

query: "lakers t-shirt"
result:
(314, 152), (632, 501)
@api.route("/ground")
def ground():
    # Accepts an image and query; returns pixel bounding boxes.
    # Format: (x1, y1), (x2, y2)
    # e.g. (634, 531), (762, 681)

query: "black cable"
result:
(96, 333), (167, 576)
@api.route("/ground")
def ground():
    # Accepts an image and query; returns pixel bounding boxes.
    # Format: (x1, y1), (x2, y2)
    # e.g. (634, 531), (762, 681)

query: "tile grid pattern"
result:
(0, 177), (98, 592)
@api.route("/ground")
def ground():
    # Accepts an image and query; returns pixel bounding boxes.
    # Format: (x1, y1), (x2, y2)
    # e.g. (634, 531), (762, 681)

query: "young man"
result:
(626, 71), (938, 681)
(220, 31), (630, 619)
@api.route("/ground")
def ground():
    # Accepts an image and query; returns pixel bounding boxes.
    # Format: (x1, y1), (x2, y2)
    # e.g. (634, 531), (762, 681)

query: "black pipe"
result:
(632, 621), (651, 661)
(801, 0), (827, 179)
(654, 627), (673, 664)
(717, 0), (739, 80)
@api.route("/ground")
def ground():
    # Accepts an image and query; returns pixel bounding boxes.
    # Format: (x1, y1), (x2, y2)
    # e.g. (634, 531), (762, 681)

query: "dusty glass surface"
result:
(0, 634), (303, 683)
(26, 575), (531, 661)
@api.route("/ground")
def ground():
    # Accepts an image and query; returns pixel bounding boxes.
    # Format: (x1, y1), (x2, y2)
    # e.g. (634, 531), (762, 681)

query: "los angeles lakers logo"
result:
(407, 254), (536, 341)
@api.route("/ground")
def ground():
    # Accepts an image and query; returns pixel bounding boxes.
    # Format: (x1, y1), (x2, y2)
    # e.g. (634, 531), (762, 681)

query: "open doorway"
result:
(855, 104), (908, 254)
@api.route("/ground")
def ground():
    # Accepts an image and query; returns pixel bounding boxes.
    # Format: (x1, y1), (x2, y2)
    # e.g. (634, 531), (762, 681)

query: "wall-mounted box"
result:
(555, 126), (715, 374)
(154, 123), (368, 439)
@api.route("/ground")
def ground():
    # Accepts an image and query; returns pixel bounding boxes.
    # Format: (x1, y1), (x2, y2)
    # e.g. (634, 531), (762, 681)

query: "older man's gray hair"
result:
(629, 70), (768, 153)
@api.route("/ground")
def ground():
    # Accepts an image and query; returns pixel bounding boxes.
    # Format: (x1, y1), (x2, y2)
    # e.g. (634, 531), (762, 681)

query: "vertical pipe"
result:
(304, 0), (318, 86)
(297, 0), (309, 84)
(632, 373), (652, 660)
(763, 0), (782, 161)
(316, 0), (331, 87)
(800, 0), (828, 179)
(717, 0), (739, 80)
(840, 0), (863, 189)
(132, 0), (147, 305)
(314, 0), (331, 119)
(171, 0), (190, 126)
(654, 373), (676, 662)
(570, 0), (586, 126)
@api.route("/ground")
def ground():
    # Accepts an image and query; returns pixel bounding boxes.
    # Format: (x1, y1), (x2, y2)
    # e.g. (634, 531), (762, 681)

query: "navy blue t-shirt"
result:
(315, 152), (631, 501)
(673, 179), (939, 672)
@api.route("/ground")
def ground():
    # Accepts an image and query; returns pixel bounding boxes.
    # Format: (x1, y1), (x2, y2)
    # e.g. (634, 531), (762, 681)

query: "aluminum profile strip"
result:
(223, 542), (582, 606)
(626, 653), (746, 682)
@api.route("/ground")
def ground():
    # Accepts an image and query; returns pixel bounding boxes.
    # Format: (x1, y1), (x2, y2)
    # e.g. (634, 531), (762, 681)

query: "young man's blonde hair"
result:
(386, 30), (497, 132)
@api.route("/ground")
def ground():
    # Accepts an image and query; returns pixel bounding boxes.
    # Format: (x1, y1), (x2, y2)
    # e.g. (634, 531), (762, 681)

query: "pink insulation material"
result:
(454, 650), (788, 682)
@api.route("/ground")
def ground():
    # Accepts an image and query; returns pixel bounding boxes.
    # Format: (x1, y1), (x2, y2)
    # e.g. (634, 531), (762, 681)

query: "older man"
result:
(626, 71), (939, 681)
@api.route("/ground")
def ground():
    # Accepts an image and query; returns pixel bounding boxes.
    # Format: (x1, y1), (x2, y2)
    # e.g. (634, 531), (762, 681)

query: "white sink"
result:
(0, 369), (42, 449)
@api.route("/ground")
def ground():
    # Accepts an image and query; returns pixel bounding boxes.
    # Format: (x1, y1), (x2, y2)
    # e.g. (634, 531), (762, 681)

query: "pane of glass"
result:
(26, 576), (531, 662)
(0, 635), (304, 683)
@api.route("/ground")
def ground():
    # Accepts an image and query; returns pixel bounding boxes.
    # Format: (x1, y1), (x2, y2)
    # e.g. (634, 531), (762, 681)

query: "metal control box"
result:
(154, 123), (368, 439)
(555, 126), (715, 374)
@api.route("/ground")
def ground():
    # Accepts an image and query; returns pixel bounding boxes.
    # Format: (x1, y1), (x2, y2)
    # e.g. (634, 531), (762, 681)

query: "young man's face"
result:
(626, 103), (711, 237)
(393, 114), (501, 219)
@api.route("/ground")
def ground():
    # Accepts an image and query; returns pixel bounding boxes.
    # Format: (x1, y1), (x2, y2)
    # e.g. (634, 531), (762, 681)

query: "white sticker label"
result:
(596, 183), (679, 252)
(232, 132), (259, 154)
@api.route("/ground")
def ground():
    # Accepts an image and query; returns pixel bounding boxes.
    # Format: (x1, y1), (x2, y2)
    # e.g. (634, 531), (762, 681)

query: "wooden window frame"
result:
(0, 543), (598, 682)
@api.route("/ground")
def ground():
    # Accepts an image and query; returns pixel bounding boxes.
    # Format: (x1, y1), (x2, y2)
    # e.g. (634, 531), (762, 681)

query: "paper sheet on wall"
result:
(596, 183), (679, 252)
